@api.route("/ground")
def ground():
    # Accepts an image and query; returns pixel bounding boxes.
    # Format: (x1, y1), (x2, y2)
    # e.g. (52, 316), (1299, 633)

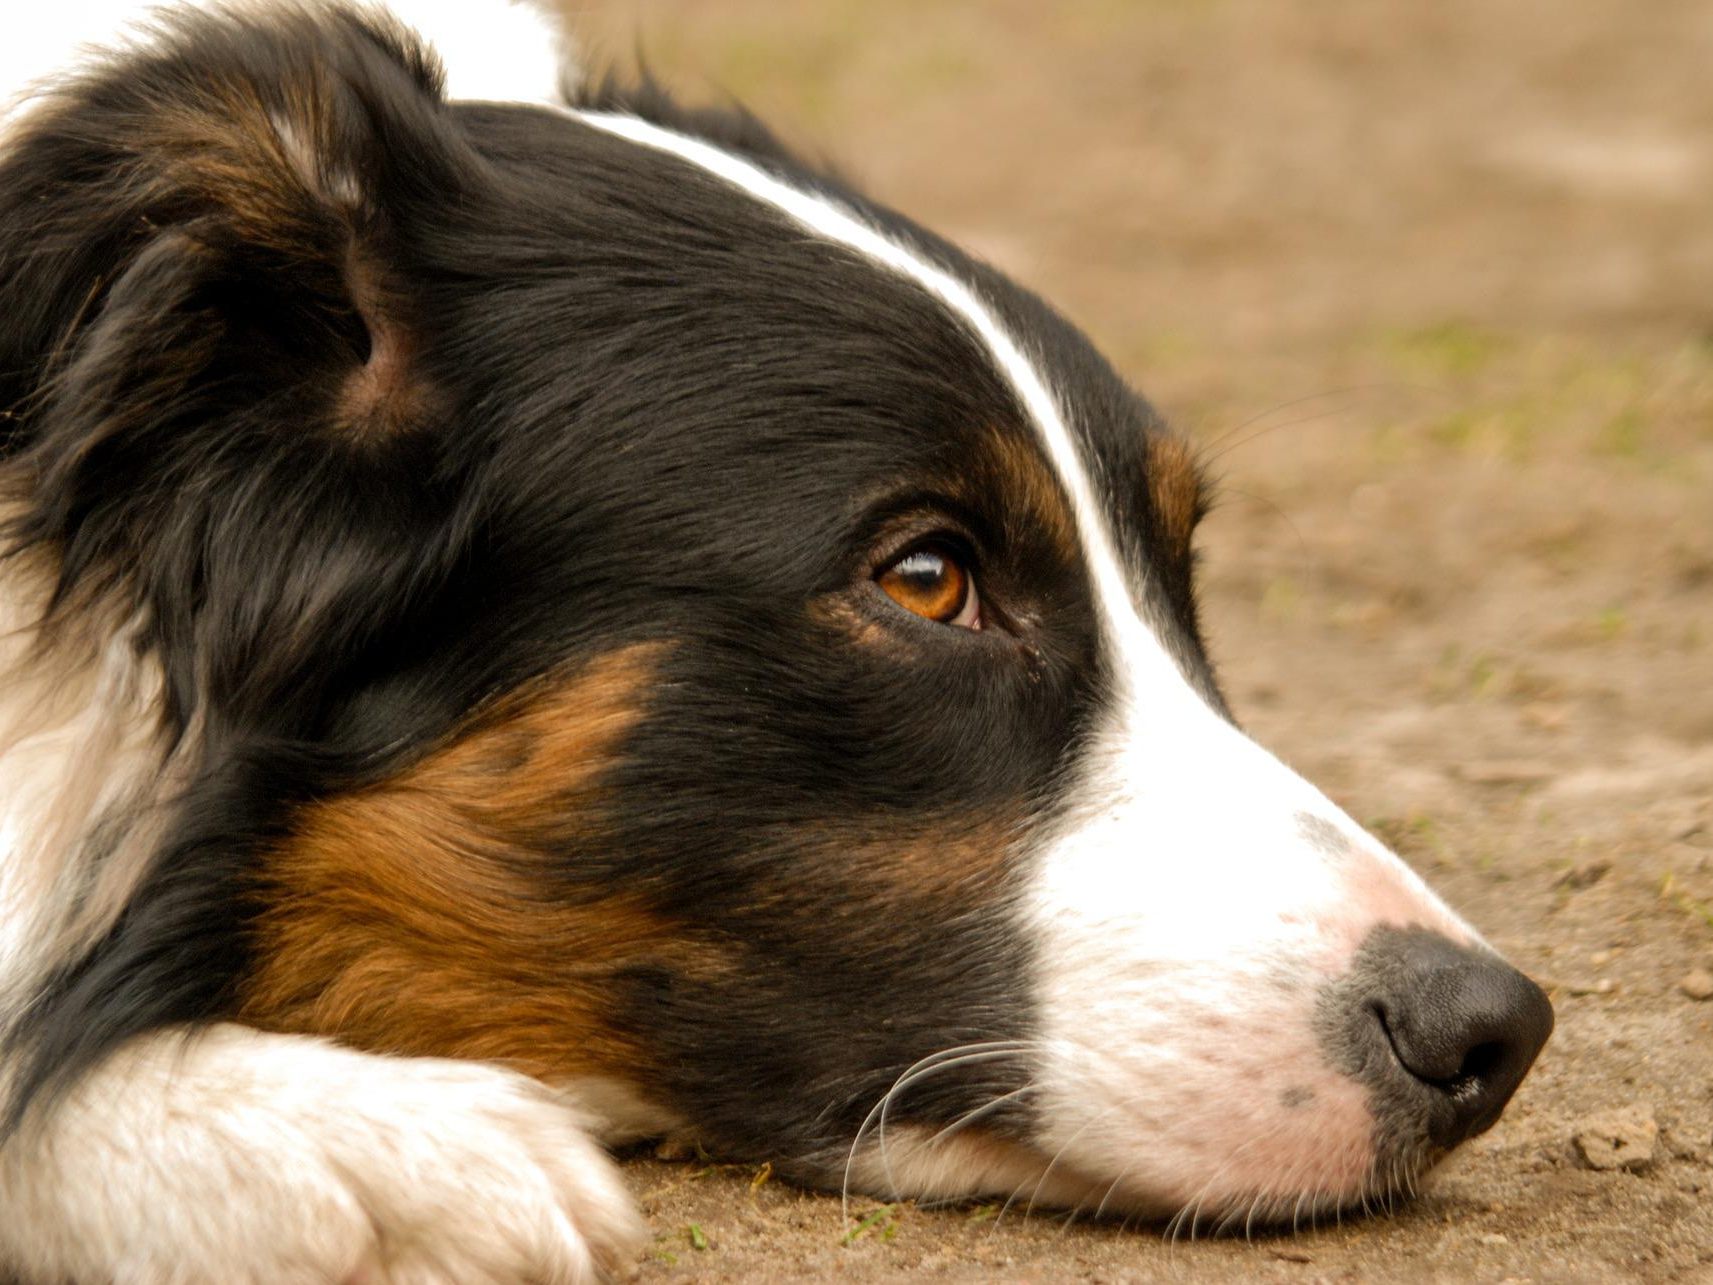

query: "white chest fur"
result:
(0, 564), (173, 1026)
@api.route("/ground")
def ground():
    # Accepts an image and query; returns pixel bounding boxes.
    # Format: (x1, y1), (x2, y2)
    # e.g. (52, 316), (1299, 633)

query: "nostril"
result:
(1369, 1000), (1408, 1068)
(1378, 1012), (1506, 1090)
(1458, 1040), (1504, 1084)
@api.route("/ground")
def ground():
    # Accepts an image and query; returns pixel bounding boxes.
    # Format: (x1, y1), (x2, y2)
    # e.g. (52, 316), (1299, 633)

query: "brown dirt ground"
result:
(558, 2), (1713, 1280)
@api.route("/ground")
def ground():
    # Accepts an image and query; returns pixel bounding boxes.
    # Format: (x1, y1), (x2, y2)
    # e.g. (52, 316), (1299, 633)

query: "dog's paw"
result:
(0, 1026), (645, 1284)
(306, 1053), (645, 1285)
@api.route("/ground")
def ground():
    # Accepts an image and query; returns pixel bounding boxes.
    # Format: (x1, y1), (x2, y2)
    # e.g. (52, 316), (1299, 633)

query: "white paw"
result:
(0, 1027), (645, 1284)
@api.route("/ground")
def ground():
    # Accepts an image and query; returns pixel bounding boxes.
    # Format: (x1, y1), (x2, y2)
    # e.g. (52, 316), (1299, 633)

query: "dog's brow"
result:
(562, 108), (1158, 647)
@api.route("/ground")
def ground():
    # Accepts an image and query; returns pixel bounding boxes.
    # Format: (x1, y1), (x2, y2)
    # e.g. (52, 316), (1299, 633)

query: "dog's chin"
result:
(834, 1118), (1436, 1231)
(838, 1125), (1117, 1212)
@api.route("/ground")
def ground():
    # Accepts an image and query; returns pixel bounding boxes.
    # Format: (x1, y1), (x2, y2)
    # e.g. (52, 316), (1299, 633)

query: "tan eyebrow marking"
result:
(1144, 433), (1204, 558)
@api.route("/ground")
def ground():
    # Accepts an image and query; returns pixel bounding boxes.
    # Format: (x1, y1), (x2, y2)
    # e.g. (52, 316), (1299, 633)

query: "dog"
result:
(0, 2), (1553, 1280)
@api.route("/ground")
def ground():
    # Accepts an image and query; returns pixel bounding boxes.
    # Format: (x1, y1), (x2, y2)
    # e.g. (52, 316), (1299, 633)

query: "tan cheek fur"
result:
(239, 643), (710, 1081)
(242, 638), (1024, 1088)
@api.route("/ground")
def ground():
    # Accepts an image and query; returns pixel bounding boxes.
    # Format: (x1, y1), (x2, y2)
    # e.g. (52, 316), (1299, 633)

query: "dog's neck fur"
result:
(0, 559), (172, 1025)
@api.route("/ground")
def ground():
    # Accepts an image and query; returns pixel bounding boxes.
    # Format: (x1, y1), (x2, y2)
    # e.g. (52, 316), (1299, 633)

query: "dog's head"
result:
(0, 4), (1549, 1224)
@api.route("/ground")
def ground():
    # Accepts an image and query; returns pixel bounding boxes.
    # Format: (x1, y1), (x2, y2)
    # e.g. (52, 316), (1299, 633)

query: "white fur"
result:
(845, 1123), (1110, 1212)
(561, 103), (1478, 1214)
(0, 1025), (643, 1284)
(0, 565), (176, 1027)
(1025, 686), (1474, 1211)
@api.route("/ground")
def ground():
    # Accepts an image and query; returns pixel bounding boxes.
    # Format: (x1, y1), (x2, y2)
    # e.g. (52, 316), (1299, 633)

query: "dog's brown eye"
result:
(877, 544), (981, 629)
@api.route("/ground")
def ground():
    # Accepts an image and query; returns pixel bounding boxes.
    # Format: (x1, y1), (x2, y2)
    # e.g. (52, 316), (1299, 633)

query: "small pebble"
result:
(1664, 1128), (1711, 1165)
(1574, 1105), (1659, 1172)
(1680, 969), (1713, 1001)
(1568, 978), (1617, 996)
(1589, 949), (1614, 967)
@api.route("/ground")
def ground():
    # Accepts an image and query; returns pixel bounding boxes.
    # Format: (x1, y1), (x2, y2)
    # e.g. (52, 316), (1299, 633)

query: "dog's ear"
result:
(0, 7), (483, 730)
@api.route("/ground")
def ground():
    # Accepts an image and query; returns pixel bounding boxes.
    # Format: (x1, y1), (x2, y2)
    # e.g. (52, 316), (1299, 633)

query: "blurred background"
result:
(555, 2), (1713, 1279)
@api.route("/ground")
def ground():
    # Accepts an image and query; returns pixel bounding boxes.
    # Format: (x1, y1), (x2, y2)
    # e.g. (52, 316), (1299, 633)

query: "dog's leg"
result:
(0, 1024), (643, 1284)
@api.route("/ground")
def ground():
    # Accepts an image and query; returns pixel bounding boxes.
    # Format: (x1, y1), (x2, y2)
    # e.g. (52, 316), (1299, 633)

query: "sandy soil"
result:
(556, 2), (1713, 1279)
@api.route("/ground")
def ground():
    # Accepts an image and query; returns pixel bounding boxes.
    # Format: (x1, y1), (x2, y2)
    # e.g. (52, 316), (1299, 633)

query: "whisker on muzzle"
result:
(840, 1040), (1032, 1222)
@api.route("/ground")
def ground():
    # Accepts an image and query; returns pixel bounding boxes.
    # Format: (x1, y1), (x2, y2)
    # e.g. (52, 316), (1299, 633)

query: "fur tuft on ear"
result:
(0, 4), (489, 726)
(0, 3), (468, 445)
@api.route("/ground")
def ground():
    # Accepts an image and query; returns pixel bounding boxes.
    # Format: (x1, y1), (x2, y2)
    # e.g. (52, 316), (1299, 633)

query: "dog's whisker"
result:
(875, 1044), (1031, 1192)
(920, 1081), (1037, 1149)
(1199, 383), (1400, 463)
(841, 1041), (1031, 1221)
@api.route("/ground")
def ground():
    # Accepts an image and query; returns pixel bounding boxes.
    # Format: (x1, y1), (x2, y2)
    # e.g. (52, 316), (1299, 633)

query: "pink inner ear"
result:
(335, 251), (430, 441)
(338, 313), (422, 438)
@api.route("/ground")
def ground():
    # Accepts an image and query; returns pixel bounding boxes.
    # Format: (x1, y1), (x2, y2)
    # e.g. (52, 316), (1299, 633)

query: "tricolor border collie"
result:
(0, 2), (1552, 1280)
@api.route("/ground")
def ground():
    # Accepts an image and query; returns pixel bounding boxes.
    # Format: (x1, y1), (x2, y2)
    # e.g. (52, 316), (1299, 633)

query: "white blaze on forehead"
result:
(553, 115), (1252, 712)
(566, 106), (1113, 574)
(561, 112), (1205, 687)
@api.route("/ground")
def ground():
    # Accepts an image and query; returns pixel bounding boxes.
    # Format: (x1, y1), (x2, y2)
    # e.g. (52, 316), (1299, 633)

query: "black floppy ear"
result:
(0, 6), (481, 730)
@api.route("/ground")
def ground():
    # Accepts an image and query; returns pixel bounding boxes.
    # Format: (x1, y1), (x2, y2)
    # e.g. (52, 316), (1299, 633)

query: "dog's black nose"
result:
(1371, 932), (1554, 1147)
